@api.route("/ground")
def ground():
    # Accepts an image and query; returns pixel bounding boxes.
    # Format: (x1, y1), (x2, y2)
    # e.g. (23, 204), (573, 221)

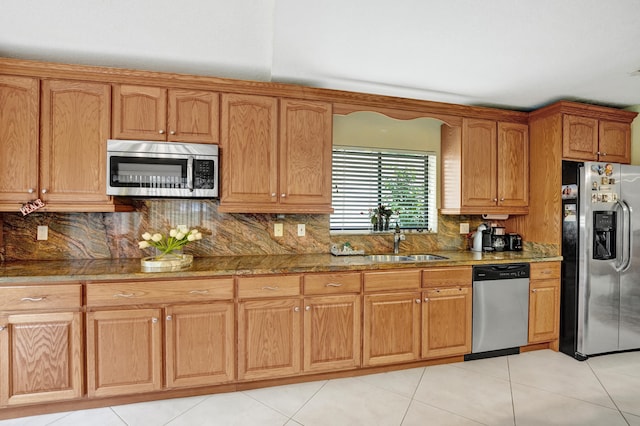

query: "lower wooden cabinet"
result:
(0, 311), (83, 406)
(165, 303), (235, 388)
(86, 308), (163, 398)
(303, 294), (361, 372)
(237, 298), (302, 381)
(422, 286), (472, 358)
(528, 262), (561, 344)
(363, 292), (421, 366)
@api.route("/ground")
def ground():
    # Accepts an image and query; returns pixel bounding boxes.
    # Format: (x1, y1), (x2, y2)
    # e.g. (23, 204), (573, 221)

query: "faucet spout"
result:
(393, 230), (405, 254)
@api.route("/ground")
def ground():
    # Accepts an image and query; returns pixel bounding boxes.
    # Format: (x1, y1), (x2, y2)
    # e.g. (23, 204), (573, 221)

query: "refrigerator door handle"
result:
(615, 199), (632, 272)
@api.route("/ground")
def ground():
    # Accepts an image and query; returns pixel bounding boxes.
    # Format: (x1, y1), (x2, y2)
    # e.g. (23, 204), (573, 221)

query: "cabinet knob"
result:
(294, 306), (300, 312)
(166, 315), (172, 321)
(424, 297), (429, 302)
(493, 198), (498, 202)
(0, 325), (5, 331)
(152, 317), (159, 323)
(159, 130), (165, 134)
(170, 130), (176, 135)
(281, 193), (286, 198)
(41, 188), (48, 194)
(532, 289), (537, 293)
(500, 197), (505, 201)
(271, 193), (277, 197)
(27, 188), (35, 194)
(415, 298), (421, 304)
(305, 305), (311, 311)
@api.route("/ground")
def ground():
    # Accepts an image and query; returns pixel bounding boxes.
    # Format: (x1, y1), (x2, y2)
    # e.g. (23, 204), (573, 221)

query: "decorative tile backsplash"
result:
(0, 200), (484, 261)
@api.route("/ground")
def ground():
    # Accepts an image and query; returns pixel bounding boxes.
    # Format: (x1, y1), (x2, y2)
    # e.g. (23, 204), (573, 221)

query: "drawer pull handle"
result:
(21, 297), (46, 302)
(262, 286), (279, 291)
(189, 290), (210, 295)
(326, 283), (343, 287)
(114, 293), (135, 298)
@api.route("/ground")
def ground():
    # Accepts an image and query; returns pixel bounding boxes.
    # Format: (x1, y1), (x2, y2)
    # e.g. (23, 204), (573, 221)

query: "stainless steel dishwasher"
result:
(468, 263), (530, 359)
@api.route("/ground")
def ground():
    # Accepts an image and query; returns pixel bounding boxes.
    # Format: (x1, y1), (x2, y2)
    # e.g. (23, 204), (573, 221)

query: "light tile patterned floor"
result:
(3, 349), (640, 425)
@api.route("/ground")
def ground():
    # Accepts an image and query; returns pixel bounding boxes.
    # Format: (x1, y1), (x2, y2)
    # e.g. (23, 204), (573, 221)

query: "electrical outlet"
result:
(459, 223), (470, 234)
(274, 223), (283, 237)
(37, 225), (48, 241)
(297, 224), (305, 237)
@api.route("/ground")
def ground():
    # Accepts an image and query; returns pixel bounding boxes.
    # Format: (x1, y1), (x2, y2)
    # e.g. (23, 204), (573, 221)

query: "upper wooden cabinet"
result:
(441, 118), (529, 215)
(563, 114), (631, 163)
(219, 94), (333, 213)
(113, 84), (219, 143)
(0, 77), (130, 212)
(0, 76), (39, 209)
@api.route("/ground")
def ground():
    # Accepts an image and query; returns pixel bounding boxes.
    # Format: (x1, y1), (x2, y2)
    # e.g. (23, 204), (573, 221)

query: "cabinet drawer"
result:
(0, 284), (81, 311)
(422, 267), (472, 288)
(304, 272), (361, 295)
(86, 278), (233, 307)
(530, 262), (561, 280)
(424, 286), (470, 298)
(363, 269), (421, 292)
(237, 275), (301, 299)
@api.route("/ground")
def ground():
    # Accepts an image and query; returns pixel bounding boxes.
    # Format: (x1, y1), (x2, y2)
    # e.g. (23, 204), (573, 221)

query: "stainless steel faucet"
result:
(393, 227), (405, 254)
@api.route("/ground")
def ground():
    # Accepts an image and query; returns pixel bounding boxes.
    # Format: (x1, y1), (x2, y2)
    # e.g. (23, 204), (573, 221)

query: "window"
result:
(331, 147), (437, 232)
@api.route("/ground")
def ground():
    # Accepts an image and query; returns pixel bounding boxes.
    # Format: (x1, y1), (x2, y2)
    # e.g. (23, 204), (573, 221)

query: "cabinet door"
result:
(40, 80), (111, 204)
(422, 287), (472, 358)
(497, 122), (529, 208)
(238, 298), (301, 380)
(220, 94), (278, 207)
(363, 292), (421, 366)
(86, 308), (163, 397)
(165, 303), (234, 388)
(0, 311), (83, 406)
(303, 295), (361, 373)
(528, 279), (560, 343)
(562, 114), (598, 161)
(112, 84), (167, 141)
(599, 120), (630, 164)
(279, 99), (333, 210)
(461, 118), (497, 208)
(0, 76), (39, 207)
(167, 89), (219, 144)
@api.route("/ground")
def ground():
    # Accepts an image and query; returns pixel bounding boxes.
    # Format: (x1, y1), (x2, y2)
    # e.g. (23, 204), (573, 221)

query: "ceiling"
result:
(2, 0), (640, 111)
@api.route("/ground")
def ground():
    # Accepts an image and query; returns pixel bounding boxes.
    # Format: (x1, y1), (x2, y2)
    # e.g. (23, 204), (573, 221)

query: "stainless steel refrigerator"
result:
(561, 161), (640, 360)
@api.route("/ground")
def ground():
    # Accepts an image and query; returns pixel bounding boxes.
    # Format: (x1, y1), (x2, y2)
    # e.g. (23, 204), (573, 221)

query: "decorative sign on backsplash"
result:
(21, 199), (45, 216)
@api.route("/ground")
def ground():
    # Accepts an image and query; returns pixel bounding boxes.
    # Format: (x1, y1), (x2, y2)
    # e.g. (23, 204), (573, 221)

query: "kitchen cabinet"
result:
(441, 118), (528, 215)
(528, 262), (561, 344)
(0, 78), (127, 212)
(0, 76), (39, 210)
(421, 267), (472, 359)
(303, 272), (361, 373)
(363, 270), (421, 366)
(563, 114), (631, 163)
(237, 275), (302, 380)
(113, 84), (219, 143)
(0, 284), (83, 407)
(86, 278), (234, 397)
(219, 94), (333, 213)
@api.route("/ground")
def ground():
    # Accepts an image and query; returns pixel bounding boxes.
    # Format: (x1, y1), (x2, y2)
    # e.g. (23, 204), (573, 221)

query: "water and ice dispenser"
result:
(593, 211), (616, 260)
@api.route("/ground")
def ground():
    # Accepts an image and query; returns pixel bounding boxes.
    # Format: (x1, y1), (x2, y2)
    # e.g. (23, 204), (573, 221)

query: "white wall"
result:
(626, 105), (640, 165)
(0, 0), (274, 80)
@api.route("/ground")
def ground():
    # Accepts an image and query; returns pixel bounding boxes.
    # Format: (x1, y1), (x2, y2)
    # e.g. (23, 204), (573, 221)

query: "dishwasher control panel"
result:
(473, 263), (530, 281)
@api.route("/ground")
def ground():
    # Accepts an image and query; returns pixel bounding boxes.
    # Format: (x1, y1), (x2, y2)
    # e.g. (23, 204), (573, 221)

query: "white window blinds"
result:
(331, 148), (436, 231)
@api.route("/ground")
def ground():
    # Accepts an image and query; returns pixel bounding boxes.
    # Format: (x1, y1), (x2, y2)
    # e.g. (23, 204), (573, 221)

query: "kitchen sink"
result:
(365, 255), (415, 262)
(409, 254), (448, 261)
(364, 254), (449, 263)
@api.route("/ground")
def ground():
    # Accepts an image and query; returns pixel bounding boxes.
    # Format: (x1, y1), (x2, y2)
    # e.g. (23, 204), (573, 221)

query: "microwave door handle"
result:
(187, 156), (195, 192)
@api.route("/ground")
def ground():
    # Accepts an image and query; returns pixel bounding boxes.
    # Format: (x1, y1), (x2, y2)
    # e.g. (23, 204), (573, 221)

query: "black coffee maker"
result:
(481, 228), (523, 252)
(506, 233), (523, 251)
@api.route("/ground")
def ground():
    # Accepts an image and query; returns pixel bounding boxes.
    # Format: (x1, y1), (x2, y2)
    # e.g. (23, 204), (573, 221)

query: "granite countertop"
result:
(0, 250), (562, 284)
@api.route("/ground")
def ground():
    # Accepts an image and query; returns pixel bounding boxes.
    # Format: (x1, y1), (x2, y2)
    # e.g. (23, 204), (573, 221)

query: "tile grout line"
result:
(507, 355), (517, 426)
(399, 366), (428, 425)
(586, 360), (631, 426)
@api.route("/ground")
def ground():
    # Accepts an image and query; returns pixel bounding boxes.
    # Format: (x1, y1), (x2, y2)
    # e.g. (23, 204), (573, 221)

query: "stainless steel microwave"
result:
(106, 140), (218, 198)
